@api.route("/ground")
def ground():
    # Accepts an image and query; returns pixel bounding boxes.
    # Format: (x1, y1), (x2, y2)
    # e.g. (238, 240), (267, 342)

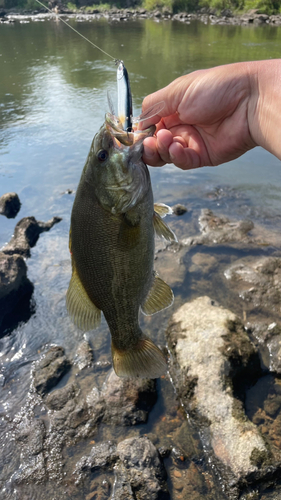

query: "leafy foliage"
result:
(1, 0), (281, 15)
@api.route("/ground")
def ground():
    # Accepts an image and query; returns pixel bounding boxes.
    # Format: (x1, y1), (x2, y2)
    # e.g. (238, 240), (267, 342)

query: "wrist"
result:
(247, 59), (281, 160)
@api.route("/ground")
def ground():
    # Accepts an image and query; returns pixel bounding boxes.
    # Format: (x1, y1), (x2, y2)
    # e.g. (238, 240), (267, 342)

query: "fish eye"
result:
(97, 149), (108, 162)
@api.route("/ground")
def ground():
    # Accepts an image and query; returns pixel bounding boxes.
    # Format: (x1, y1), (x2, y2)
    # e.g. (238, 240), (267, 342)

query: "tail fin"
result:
(112, 336), (167, 379)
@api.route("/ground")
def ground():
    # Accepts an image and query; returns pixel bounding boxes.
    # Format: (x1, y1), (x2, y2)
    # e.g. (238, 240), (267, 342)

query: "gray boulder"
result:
(166, 296), (280, 496)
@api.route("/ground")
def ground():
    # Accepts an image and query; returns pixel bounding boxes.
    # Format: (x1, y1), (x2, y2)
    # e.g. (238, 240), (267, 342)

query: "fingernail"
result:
(170, 151), (176, 161)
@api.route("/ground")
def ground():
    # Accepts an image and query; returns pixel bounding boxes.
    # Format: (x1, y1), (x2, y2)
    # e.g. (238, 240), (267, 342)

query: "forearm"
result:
(248, 59), (281, 161)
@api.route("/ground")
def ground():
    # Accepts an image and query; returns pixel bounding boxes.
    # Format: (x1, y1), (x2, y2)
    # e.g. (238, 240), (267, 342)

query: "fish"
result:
(66, 61), (176, 378)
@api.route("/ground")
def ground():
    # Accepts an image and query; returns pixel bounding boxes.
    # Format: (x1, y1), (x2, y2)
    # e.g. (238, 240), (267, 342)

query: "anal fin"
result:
(66, 267), (101, 332)
(153, 212), (177, 242)
(141, 274), (174, 315)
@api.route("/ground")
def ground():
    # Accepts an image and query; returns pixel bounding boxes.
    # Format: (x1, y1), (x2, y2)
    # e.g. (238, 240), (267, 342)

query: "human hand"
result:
(140, 63), (259, 169)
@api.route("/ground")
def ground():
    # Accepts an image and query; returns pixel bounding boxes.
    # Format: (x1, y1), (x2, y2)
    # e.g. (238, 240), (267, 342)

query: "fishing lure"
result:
(34, 0), (164, 133)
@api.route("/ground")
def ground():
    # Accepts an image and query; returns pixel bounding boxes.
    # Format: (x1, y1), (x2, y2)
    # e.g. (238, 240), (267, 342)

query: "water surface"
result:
(1, 16), (281, 499)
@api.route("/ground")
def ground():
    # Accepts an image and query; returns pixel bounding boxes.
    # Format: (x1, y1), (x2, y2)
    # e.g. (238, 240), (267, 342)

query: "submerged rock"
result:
(2, 215), (62, 257)
(75, 436), (169, 500)
(0, 192), (21, 218)
(182, 208), (254, 246)
(166, 296), (280, 496)
(172, 203), (188, 216)
(225, 256), (281, 316)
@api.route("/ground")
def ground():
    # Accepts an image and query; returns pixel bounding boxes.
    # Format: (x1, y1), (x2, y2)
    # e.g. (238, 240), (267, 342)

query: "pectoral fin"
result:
(153, 212), (177, 242)
(66, 267), (101, 331)
(141, 274), (174, 315)
(154, 203), (173, 217)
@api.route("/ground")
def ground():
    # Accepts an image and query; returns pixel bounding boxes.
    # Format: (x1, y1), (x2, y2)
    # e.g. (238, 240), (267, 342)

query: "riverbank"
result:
(1, 7), (281, 26)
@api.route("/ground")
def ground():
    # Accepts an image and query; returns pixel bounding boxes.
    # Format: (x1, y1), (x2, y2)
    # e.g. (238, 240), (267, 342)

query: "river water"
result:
(1, 15), (281, 500)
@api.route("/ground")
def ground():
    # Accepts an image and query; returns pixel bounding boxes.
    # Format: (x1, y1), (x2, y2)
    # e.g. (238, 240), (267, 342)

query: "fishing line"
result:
(34, 0), (119, 63)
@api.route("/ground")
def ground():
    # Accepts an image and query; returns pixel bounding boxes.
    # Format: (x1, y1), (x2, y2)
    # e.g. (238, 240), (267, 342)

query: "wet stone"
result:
(99, 369), (157, 425)
(182, 208), (254, 246)
(36, 368), (158, 454)
(172, 203), (188, 216)
(249, 322), (281, 374)
(166, 296), (277, 494)
(225, 257), (281, 316)
(2, 215), (62, 257)
(33, 346), (71, 396)
(0, 252), (33, 328)
(16, 418), (45, 456)
(12, 452), (46, 484)
(116, 436), (169, 500)
(44, 382), (78, 410)
(75, 441), (118, 474)
(0, 192), (21, 218)
(73, 340), (94, 370)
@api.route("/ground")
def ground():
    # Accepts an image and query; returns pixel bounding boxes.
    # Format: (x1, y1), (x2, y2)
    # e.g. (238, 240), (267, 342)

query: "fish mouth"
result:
(105, 113), (135, 147)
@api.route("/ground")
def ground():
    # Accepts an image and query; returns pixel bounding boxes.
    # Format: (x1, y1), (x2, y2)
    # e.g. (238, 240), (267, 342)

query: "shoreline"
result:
(1, 8), (281, 26)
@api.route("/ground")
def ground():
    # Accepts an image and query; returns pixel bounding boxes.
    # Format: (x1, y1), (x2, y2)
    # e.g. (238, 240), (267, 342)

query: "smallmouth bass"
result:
(66, 62), (176, 378)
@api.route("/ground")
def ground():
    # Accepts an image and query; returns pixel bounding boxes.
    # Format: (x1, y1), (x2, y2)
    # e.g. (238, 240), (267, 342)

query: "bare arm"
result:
(140, 60), (281, 169)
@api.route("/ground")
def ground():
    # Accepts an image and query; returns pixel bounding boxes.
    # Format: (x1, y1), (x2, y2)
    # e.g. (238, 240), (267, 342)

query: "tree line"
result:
(1, 0), (281, 18)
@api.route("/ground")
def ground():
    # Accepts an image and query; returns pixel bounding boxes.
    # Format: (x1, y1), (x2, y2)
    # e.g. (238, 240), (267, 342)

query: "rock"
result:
(12, 452), (46, 484)
(166, 296), (275, 494)
(44, 382), (78, 410)
(73, 340), (93, 370)
(182, 208), (254, 246)
(2, 215), (62, 257)
(75, 437), (169, 499)
(116, 436), (169, 500)
(162, 8), (172, 16)
(75, 441), (118, 474)
(172, 203), (188, 216)
(225, 256), (281, 315)
(0, 252), (33, 330)
(0, 192), (21, 218)
(33, 346), (71, 396)
(220, 8), (233, 16)
(100, 369), (157, 425)
(269, 14), (281, 24)
(36, 368), (157, 451)
(16, 419), (46, 456)
(249, 322), (281, 374)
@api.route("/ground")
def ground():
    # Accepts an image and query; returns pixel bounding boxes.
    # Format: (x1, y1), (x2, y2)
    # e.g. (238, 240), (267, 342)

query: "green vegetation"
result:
(66, 2), (111, 10)
(1, 0), (281, 16)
